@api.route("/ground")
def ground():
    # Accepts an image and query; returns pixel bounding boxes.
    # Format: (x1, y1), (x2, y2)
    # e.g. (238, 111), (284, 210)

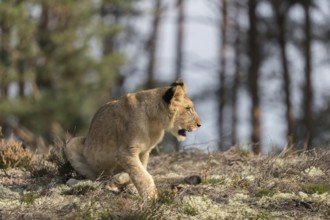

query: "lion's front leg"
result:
(119, 153), (157, 199)
(139, 150), (151, 169)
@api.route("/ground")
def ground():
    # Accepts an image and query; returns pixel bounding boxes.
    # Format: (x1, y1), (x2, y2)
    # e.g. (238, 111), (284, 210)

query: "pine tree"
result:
(0, 0), (137, 147)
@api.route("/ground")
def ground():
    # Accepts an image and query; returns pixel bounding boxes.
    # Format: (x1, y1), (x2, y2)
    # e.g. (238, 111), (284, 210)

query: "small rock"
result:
(212, 194), (229, 204)
(184, 175), (202, 185)
(298, 191), (308, 199)
(66, 178), (80, 186)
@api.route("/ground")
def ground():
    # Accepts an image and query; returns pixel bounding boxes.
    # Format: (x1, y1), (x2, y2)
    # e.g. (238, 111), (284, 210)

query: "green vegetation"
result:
(243, 210), (270, 220)
(231, 175), (251, 189)
(182, 203), (199, 216)
(157, 188), (176, 205)
(47, 146), (76, 177)
(62, 182), (97, 196)
(324, 208), (330, 217)
(0, 0), (139, 150)
(254, 188), (276, 198)
(20, 192), (38, 205)
(30, 166), (52, 178)
(204, 177), (225, 186)
(303, 183), (330, 195)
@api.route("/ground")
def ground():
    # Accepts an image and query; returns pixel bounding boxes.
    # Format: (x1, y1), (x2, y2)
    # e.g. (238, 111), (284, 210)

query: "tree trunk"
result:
(173, 0), (186, 152)
(36, 4), (53, 91)
(248, 0), (261, 155)
(175, 0), (185, 80)
(146, 0), (162, 89)
(231, 1), (241, 147)
(100, 2), (123, 99)
(272, 2), (296, 150)
(0, 25), (10, 99)
(18, 60), (25, 97)
(302, 1), (313, 150)
(218, 0), (228, 150)
(101, 2), (120, 55)
(30, 78), (41, 99)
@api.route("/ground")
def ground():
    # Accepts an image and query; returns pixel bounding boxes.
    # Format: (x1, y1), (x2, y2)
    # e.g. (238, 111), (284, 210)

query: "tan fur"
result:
(65, 80), (201, 198)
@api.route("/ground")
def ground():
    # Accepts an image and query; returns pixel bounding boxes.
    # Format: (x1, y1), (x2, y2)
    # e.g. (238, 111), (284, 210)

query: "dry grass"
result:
(0, 139), (37, 170)
(0, 141), (330, 219)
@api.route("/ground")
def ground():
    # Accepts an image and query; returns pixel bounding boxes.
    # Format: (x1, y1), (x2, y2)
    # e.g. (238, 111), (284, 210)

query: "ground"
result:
(0, 146), (330, 220)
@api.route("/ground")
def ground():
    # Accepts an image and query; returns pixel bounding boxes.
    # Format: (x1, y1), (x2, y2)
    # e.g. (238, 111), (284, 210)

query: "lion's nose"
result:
(196, 117), (202, 127)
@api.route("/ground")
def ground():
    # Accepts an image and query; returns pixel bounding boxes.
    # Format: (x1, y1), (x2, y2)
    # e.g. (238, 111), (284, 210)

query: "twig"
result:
(201, 148), (213, 182)
(2, 168), (10, 178)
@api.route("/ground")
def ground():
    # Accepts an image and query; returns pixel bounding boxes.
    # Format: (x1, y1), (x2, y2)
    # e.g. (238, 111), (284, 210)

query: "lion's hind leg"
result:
(65, 137), (97, 180)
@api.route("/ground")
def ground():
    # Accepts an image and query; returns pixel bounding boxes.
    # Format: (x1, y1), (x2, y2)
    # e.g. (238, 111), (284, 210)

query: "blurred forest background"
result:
(0, 0), (330, 154)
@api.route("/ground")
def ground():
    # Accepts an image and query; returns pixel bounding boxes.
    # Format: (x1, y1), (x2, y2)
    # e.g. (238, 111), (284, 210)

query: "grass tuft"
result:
(47, 144), (76, 178)
(157, 188), (176, 205)
(324, 208), (330, 217)
(20, 192), (38, 205)
(231, 175), (250, 189)
(182, 203), (199, 216)
(62, 183), (96, 195)
(254, 188), (276, 198)
(30, 166), (51, 178)
(303, 183), (330, 194)
(205, 177), (225, 186)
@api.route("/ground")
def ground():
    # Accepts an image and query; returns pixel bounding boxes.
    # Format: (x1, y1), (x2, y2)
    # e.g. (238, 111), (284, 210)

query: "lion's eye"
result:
(186, 107), (192, 112)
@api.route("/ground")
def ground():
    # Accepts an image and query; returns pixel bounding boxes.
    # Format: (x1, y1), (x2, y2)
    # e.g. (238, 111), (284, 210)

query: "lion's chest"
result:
(149, 129), (165, 148)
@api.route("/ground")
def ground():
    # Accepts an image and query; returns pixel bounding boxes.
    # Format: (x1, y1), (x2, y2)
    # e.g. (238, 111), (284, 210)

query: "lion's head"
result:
(163, 80), (202, 141)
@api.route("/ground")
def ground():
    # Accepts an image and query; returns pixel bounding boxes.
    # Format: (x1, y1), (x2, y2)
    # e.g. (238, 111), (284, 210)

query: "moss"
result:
(182, 203), (199, 216)
(304, 166), (324, 177)
(249, 211), (270, 220)
(157, 188), (175, 205)
(229, 147), (251, 157)
(77, 209), (95, 220)
(254, 188), (276, 198)
(20, 192), (38, 205)
(324, 208), (330, 217)
(231, 175), (251, 189)
(303, 183), (330, 195)
(98, 209), (116, 220)
(0, 185), (20, 199)
(205, 178), (225, 186)
(62, 182), (97, 195)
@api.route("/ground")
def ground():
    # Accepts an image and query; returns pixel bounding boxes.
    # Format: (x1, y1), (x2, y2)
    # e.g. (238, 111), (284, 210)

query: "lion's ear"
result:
(163, 82), (185, 104)
(171, 79), (186, 92)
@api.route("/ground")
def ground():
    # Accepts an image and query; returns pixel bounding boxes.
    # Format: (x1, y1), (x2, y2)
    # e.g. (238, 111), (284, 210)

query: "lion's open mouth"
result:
(178, 129), (187, 137)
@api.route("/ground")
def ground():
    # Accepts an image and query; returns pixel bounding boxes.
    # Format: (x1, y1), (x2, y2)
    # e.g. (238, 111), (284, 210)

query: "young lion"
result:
(65, 80), (201, 198)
